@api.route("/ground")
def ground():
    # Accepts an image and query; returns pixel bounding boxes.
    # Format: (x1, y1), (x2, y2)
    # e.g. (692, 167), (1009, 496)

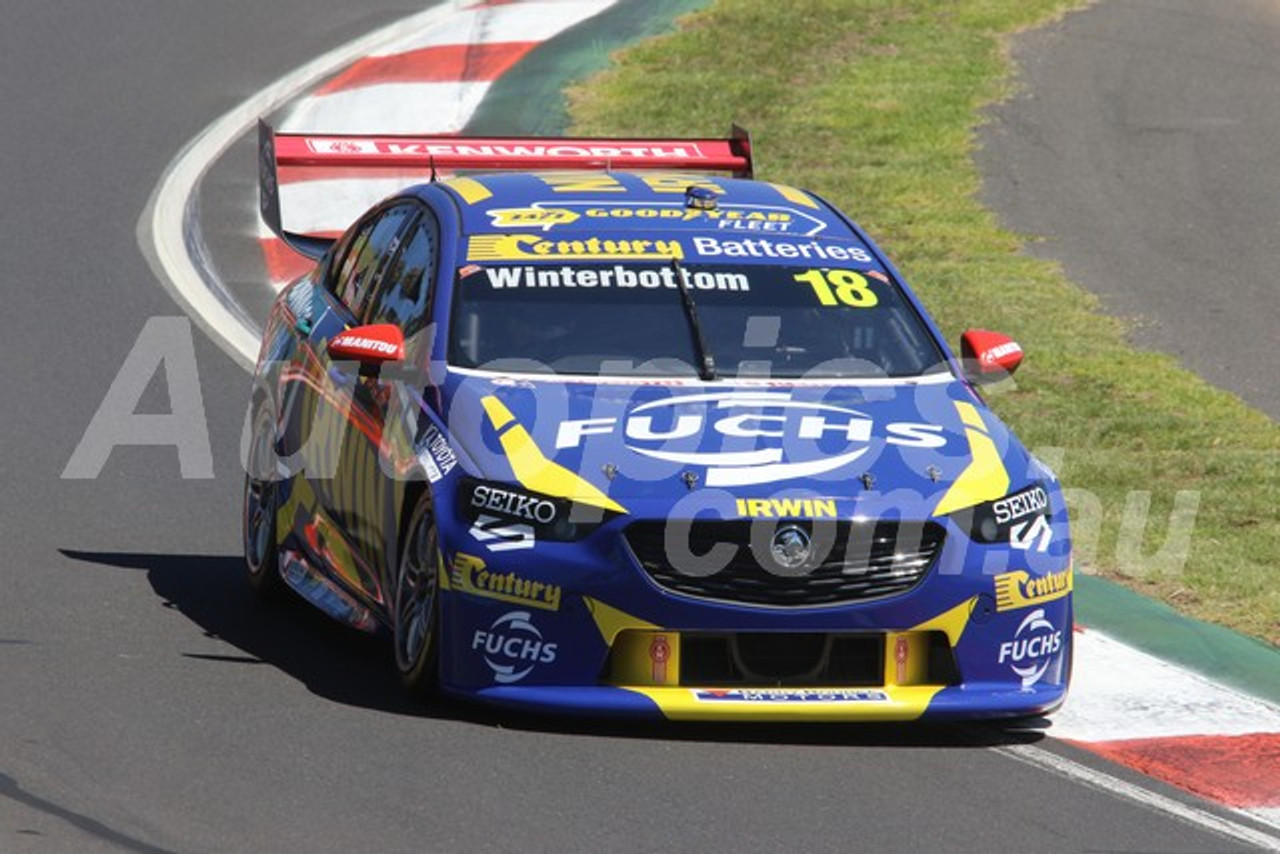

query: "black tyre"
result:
(243, 405), (285, 600)
(393, 496), (440, 695)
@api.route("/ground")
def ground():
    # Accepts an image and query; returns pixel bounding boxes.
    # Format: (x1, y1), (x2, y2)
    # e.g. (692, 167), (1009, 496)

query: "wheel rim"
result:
(243, 414), (275, 575)
(395, 508), (437, 672)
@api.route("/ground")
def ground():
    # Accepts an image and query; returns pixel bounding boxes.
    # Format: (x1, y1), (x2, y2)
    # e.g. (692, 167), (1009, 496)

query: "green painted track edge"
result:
(1078, 575), (1280, 708)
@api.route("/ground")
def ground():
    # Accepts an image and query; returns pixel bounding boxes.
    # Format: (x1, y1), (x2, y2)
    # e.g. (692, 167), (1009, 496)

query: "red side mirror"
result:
(328, 323), (405, 365)
(960, 329), (1023, 383)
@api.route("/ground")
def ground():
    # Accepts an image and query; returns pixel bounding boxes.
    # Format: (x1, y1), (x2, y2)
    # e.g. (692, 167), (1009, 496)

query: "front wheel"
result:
(243, 405), (284, 600)
(393, 497), (440, 695)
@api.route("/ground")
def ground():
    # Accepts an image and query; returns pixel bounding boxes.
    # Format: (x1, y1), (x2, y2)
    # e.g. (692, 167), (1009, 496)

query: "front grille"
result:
(681, 632), (885, 686)
(624, 518), (945, 607)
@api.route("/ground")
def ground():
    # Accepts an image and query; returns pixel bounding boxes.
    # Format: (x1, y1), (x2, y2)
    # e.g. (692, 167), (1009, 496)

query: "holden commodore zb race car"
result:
(243, 122), (1072, 721)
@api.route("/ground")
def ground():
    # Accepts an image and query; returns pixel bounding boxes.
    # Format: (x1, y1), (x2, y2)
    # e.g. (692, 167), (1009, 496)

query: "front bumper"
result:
(437, 541), (1074, 722)
(447, 681), (1069, 723)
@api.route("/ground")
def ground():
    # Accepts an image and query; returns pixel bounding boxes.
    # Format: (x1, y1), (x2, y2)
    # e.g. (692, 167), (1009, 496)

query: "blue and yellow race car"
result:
(245, 122), (1072, 721)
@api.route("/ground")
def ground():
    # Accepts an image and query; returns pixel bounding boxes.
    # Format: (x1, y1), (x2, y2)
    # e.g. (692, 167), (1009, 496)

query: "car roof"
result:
(432, 171), (858, 242)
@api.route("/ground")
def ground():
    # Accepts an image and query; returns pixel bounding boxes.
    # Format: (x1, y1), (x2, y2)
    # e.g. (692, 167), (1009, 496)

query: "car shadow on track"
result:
(61, 549), (1051, 749)
(60, 549), (427, 716)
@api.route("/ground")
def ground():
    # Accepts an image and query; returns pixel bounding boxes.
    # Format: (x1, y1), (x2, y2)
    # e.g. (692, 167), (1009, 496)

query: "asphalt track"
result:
(979, 0), (1280, 421)
(0, 2), (1274, 852)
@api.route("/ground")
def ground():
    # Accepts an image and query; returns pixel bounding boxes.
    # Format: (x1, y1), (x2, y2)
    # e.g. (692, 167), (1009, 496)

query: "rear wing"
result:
(258, 120), (753, 260)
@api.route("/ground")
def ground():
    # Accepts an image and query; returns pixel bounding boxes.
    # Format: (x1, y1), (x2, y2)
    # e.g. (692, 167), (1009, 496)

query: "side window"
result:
(366, 213), (438, 337)
(329, 220), (374, 301)
(331, 203), (417, 318)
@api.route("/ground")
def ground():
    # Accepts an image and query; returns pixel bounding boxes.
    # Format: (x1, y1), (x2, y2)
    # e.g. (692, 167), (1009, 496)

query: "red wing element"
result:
(258, 119), (752, 261)
(961, 329), (1024, 377)
(328, 324), (405, 365)
(271, 129), (753, 177)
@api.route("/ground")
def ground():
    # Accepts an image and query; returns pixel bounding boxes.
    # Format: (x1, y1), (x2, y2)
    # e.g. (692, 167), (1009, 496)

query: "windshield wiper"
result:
(671, 257), (717, 381)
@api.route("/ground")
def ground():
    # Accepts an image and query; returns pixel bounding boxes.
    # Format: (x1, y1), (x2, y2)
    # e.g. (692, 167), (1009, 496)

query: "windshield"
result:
(448, 260), (947, 379)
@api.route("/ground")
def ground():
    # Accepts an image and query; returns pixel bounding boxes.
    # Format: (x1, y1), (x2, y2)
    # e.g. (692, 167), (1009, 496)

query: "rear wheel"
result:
(243, 405), (284, 600)
(393, 497), (439, 695)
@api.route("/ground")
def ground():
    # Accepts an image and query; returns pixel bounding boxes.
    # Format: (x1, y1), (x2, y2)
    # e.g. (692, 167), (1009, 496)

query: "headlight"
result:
(950, 481), (1051, 544)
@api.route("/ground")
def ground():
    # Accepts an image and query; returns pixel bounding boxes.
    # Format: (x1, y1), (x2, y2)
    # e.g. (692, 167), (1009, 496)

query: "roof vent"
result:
(684, 185), (719, 211)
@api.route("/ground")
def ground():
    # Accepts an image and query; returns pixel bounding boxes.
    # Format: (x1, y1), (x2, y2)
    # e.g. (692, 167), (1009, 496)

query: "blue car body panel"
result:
(252, 165), (1074, 722)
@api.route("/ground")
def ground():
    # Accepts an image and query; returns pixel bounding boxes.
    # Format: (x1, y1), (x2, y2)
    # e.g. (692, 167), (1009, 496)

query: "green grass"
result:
(567, 0), (1280, 645)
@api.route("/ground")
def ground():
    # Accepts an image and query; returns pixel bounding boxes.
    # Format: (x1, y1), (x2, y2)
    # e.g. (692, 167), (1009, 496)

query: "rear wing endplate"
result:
(258, 120), (337, 261)
(258, 120), (753, 260)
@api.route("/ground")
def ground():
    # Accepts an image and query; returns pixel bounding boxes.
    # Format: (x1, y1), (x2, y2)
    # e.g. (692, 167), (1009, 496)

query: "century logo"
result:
(994, 567), (1072, 612)
(554, 391), (946, 487)
(467, 234), (683, 262)
(471, 610), (558, 684)
(451, 553), (561, 611)
(997, 608), (1063, 687)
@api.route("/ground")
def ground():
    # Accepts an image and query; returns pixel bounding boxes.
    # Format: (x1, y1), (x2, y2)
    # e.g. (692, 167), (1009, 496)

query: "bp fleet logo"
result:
(554, 391), (946, 487)
(997, 608), (1063, 687)
(471, 611), (558, 684)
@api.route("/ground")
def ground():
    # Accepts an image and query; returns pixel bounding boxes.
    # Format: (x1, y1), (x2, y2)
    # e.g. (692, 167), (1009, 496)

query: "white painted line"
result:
(1245, 807), (1280, 833)
(1051, 629), (1280, 741)
(137, 1), (464, 370)
(999, 743), (1280, 851)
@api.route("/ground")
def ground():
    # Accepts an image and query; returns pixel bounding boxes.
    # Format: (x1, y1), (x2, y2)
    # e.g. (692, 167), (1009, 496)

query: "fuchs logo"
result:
(471, 611), (557, 684)
(997, 608), (1063, 687)
(554, 391), (946, 487)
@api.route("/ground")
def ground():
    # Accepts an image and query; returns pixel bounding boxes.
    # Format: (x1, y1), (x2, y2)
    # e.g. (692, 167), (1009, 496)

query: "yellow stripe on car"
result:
(597, 597), (978, 721)
(932, 401), (1011, 516)
(446, 176), (492, 204)
(480, 396), (626, 514)
(583, 596), (657, 645)
(767, 182), (819, 209)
